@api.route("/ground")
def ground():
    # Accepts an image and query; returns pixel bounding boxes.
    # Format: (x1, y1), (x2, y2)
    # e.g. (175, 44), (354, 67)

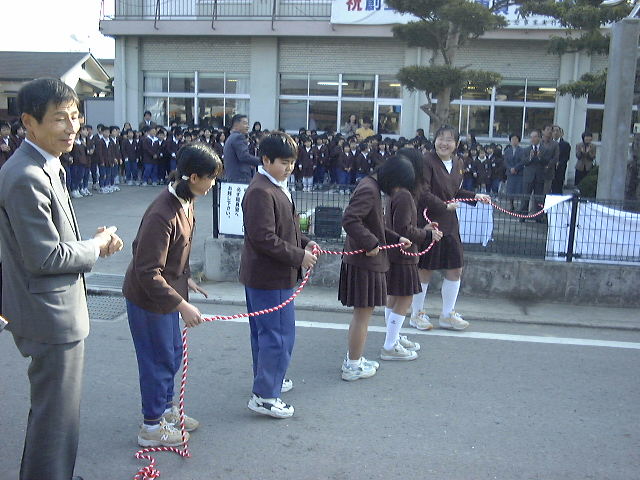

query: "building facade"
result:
(100, 0), (625, 182)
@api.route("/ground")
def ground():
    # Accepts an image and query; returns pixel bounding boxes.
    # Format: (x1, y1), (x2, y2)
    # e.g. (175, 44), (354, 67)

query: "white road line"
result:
(208, 316), (640, 351)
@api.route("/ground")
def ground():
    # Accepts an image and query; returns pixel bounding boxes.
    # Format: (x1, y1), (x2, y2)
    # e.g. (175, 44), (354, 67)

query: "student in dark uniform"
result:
(123, 143), (223, 447)
(382, 153), (443, 361)
(339, 159), (412, 381)
(383, 148), (443, 360)
(298, 136), (315, 192)
(239, 132), (318, 418)
(121, 129), (138, 185)
(410, 125), (490, 331)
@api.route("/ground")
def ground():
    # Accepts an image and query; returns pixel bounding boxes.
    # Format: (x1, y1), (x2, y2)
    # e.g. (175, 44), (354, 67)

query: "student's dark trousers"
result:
(126, 300), (182, 422)
(13, 335), (84, 480)
(245, 287), (295, 399)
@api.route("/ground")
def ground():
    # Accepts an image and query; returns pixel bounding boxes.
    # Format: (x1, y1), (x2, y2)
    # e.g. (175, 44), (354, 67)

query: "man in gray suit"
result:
(0, 78), (123, 480)
(223, 114), (260, 182)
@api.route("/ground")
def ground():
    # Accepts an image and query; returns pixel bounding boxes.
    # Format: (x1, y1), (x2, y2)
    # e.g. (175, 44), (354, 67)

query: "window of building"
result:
(495, 80), (526, 102)
(524, 107), (555, 137)
(377, 75), (402, 99)
(278, 73), (402, 134)
(143, 71), (250, 127)
(169, 72), (195, 93)
(309, 100), (338, 131)
(526, 80), (557, 103)
(449, 78), (557, 142)
(342, 75), (375, 98)
(493, 106), (524, 139)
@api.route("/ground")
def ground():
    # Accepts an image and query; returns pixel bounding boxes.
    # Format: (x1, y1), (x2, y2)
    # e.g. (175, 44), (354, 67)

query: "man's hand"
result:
(399, 237), (412, 250)
(177, 300), (203, 328)
(302, 250), (317, 269)
(94, 226), (124, 257)
(188, 278), (208, 298)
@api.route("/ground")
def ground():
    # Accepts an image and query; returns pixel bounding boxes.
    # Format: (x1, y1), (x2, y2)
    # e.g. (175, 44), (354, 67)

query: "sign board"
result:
(218, 182), (249, 236)
(330, 0), (563, 29)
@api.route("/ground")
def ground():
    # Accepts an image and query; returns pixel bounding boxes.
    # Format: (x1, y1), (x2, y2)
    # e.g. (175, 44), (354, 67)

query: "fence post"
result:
(565, 190), (581, 263)
(212, 181), (220, 238)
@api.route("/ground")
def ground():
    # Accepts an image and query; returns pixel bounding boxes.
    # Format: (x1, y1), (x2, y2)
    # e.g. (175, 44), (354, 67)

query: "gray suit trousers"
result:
(13, 335), (84, 480)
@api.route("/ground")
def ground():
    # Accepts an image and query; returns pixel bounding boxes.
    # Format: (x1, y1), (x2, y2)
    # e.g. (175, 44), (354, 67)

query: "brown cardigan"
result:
(385, 188), (429, 265)
(416, 152), (477, 236)
(239, 173), (310, 290)
(123, 188), (194, 314)
(342, 175), (400, 272)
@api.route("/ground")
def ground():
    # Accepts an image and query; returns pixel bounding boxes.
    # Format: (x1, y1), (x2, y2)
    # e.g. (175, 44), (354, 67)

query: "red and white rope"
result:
(132, 196), (544, 479)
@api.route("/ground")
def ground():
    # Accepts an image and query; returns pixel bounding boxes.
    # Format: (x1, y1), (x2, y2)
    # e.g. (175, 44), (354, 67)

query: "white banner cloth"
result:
(457, 201), (493, 246)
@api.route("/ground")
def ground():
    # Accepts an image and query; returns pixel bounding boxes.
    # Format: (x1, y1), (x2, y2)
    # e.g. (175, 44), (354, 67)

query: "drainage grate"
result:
(87, 295), (126, 322)
(86, 273), (125, 293)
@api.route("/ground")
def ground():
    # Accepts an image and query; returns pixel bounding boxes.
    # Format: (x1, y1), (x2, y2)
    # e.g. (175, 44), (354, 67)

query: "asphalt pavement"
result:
(1, 183), (639, 480)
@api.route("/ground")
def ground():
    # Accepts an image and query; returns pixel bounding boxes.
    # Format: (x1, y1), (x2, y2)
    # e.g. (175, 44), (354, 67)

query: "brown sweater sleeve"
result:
(392, 190), (428, 245)
(131, 211), (184, 312)
(342, 183), (380, 252)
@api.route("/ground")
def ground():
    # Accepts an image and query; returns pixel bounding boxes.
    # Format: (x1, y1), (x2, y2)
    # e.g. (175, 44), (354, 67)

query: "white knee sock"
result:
(411, 283), (429, 317)
(383, 312), (405, 350)
(384, 307), (392, 326)
(441, 279), (461, 316)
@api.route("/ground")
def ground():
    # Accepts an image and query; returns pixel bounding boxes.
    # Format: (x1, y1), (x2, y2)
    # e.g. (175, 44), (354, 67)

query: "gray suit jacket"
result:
(0, 142), (97, 344)
(222, 130), (260, 182)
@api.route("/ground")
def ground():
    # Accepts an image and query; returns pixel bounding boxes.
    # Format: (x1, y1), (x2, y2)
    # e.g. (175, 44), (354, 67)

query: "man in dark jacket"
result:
(551, 125), (571, 194)
(223, 114), (260, 182)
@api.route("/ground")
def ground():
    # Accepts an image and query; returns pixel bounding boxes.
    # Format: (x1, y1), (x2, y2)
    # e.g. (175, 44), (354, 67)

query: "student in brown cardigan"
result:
(339, 158), (411, 381)
(123, 143), (223, 448)
(240, 132), (318, 419)
(410, 126), (490, 331)
(382, 150), (442, 361)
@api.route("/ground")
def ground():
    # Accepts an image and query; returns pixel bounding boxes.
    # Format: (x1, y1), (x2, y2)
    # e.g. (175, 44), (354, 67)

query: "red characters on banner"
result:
(347, 0), (363, 12)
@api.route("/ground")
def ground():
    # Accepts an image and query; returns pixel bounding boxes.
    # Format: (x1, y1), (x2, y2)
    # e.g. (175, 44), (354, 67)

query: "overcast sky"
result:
(1, 0), (115, 59)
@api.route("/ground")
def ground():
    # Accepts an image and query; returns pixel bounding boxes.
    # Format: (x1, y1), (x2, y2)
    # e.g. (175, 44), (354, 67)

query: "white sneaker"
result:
(343, 355), (379, 371)
(398, 335), (420, 352)
(248, 394), (294, 418)
(281, 378), (293, 393)
(100, 187), (109, 194)
(83, 188), (93, 196)
(439, 311), (469, 331)
(71, 190), (82, 199)
(127, 180), (134, 186)
(380, 341), (418, 361)
(112, 185), (120, 192)
(409, 311), (433, 330)
(341, 360), (377, 381)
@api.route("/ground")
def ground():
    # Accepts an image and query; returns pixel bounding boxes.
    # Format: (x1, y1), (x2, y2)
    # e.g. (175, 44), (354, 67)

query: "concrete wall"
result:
(204, 237), (640, 307)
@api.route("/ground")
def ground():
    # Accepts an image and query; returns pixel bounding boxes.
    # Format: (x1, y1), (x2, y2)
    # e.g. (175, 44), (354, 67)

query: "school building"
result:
(100, 0), (618, 177)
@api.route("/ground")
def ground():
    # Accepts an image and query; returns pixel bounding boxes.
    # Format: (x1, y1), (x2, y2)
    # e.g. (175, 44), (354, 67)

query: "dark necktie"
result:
(58, 167), (67, 192)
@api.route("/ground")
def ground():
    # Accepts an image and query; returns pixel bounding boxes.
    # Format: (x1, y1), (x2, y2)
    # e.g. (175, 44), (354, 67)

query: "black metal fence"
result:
(213, 182), (640, 265)
(108, 0), (332, 21)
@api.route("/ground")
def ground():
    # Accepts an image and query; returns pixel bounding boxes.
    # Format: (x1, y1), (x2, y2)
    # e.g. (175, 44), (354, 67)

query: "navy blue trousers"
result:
(127, 300), (182, 423)
(245, 287), (296, 399)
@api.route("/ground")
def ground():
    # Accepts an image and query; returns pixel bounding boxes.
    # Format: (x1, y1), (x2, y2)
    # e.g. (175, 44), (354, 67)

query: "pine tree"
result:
(517, 0), (630, 97)
(387, 0), (509, 131)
